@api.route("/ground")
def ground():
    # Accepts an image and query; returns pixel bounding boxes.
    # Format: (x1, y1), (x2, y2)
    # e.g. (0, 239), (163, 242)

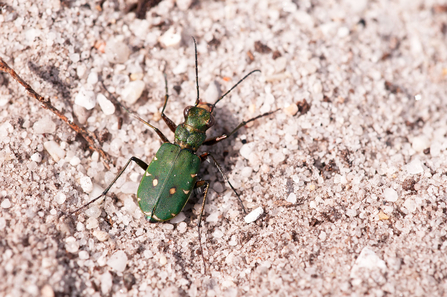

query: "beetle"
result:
(72, 38), (278, 272)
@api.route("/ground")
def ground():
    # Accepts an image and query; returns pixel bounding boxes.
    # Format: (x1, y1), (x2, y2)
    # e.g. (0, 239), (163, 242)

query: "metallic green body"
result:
(137, 142), (201, 222)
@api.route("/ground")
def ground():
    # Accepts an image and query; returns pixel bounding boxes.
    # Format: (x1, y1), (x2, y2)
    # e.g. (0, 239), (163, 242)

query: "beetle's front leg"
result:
(70, 156), (148, 214)
(194, 179), (210, 274)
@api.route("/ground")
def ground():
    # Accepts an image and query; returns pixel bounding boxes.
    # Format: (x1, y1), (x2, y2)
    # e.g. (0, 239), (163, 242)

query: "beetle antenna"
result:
(213, 69), (260, 109)
(193, 37), (200, 107)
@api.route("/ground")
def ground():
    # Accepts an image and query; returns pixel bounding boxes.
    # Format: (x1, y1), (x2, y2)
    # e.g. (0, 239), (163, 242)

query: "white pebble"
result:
(122, 80), (145, 105)
(405, 159), (424, 174)
(55, 192), (66, 205)
(105, 39), (131, 64)
(1, 198), (11, 209)
(85, 205), (101, 218)
(79, 251), (89, 260)
(240, 142), (256, 160)
(70, 156), (81, 166)
(75, 87), (96, 110)
(240, 167), (253, 178)
(30, 152), (42, 162)
(206, 211), (219, 223)
(77, 64), (87, 79)
(65, 237), (79, 253)
(76, 222), (85, 232)
(170, 212), (186, 223)
(97, 94), (116, 115)
(411, 136), (429, 152)
(93, 230), (110, 242)
(107, 250), (128, 272)
(86, 217), (99, 229)
(0, 218), (6, 230)
(213, 229), (224, 239)
(319, 231), (327, 241)
(172, 59), (188, 75)
(101, 272), (113, 294)
(87, 71), (98, 85)
(204, 82), (219, 103)
(70, 53), (80, 63)
(244, 207), (264, 223)
(176, 0), (192, 10)
(40, 285), (54, 297)
(44, 141), (66, 162)
(177, 221), (187, 233)
(403, 198), (417, 213)
(158, 27), (182, 48)
(383, 188), (398, 202)
(286, 193), (297, 204)
(33, 117), (56, 134)
(213, 182), (223, 193)
(337, 26), (350, 38)
(350, 246), (386, 279)
(80, 176), (93, 193)
(120, 182), (139, 194)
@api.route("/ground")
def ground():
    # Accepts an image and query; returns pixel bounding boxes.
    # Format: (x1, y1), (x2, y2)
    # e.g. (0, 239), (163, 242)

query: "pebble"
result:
(80, 176), (93, 193)
(85, 205), (101, 218)
(176, 0), (192, 10)
(40, 285), (54, 297)
(403, 198), (417, 213)
(350, 247), (386, 278)
(286, 193), (297, 203)
(33, 117), (56, 134)
(107, 250), (128, 272)
(284, 103), (298, 116)
(170, 212), (186, 223)
(86, 217), (99, 229)
(1, 198), (11, 209)
(383, 188), (398, 202)
(206, 211), (219, 223)
(55, 192), (66, 205)
(101, 272), (113, 294)
(97, 93), (115, 115)
(204, 82), (219, 103)
(240, 142), (256, 160)
(158, 27), (182, 48)
(378, 211), (389, 220)
(79, 250), (89, 260)
(213, 182), (223, 193)
(411, 136), (429, 152)
(30, 152), (42, 162)
(122, 80), (145, 105)
(105, 39), (131, 64)
(93, 230), (110, 242)
(213, 229), (224, 239)
(176, 221), (187, 233)
(87, 71), (98, 85)
(73, 104), (91, 125)
(240, 167), (253, 178)
(75, 87), (96, 110)
(44, 141), (65, 162)
(65, 237), (79, 253)
(405, 158), (423, 174)
(159, 255), (167, 266)
(244, 207), (264, 223)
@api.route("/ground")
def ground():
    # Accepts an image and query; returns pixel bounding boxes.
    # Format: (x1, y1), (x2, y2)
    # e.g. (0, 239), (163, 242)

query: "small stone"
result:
(122, 80), (145, 105)
(86, 217), (99, 229)
(1, 198), (11, 209)
(244, 207), (264, 223)
(40, 285), (54, 297)
(87, 71), (98, 85)
(79, 250), (89, 260)
(55, 192), (66, 205)
(170, 212), (186, 223)
(204, 82), (219, 103)
(93, 230), (110, 242)
(107, 250), (128, 272)
(73, 104), (91, 125)
(350, 247), (386, 278)
(30, 152), (42, 162)
(284, 103), (298, 116)
(105, 39), (131, 64)
(97, 94), (115, 115)
(383, 188), (398, 202)
(213, 229), (224, 239)
(405, 159), (424, 174)
(411, 136), (429, 152)
(286, 193), (297, 203)
(213, 182), (223, 193)
(101, 272), (113, 295)
(177, 222), (187, 233)
(80, 176), (93, 193)
(176, 0), (192, 10)
(85, 205), (101, 218)
(44, 141), (65, 162)
(75, 87), (96, 110)
(206, 211), (219, 223)
(378, 211), (389, 220)
(403, 198), (417, 213)
(33, 117), (56, 134)
(76, 222), (85, 232)
(70, 156), (81, 166)
(240, 142), (256, 160)
(158, 27), (182, 48)
(77, 64), (87, 79)
(159, 255), (167, 266)
(240, 167), (253, 178)
(65, 236), (79, 253)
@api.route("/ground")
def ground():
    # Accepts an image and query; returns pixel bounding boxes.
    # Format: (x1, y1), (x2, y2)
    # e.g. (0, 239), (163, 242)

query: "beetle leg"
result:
(160, 73), (177, 133)
(194, 180), (210, 274)
(199, 153), (246, 214)
(202, 108), (280, 146)
(100, 81), (171, 143)
(70, 156), (148, 214)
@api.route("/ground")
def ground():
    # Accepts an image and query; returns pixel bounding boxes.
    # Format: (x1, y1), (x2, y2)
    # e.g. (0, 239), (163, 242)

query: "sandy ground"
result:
(1, 0), (447, 296)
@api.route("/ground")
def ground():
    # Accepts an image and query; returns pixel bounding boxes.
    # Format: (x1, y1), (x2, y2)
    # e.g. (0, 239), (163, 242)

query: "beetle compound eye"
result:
(183, 106), (193, 118)
(207, 115), (215, 127)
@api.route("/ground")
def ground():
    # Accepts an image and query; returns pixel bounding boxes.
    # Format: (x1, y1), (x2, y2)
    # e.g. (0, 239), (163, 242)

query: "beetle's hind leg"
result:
(194, 180), (210, 274)
(69, 156), (148, 214)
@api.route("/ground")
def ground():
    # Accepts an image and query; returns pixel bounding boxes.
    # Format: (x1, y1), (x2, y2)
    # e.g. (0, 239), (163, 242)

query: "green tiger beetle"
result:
(72, 38), (278, 273)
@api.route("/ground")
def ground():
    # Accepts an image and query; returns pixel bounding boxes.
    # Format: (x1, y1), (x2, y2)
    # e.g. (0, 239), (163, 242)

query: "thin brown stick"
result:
(0, 57), (112, 169)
